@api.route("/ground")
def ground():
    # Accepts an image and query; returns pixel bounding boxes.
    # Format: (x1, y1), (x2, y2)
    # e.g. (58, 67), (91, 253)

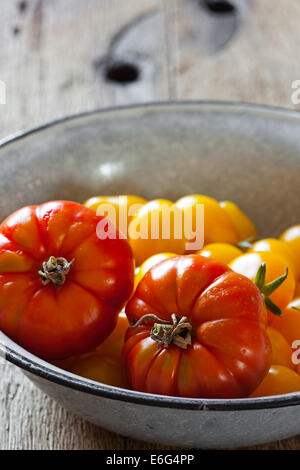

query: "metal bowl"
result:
(1, 102), (300, 448)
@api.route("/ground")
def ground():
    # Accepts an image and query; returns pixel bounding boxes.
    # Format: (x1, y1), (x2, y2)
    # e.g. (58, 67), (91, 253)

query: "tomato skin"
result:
(128, 200), (186, 266)
(95, 311), (129, 359)
(197, 243), (242, 265)
(0, 201), (134, 359)
(229, 252), (295, 316)
(84, 195), (147, 237)
(128, 195), (240, 265)
(250, 238), (298, 280)
(124, 255), (271, 398)
(267, 327), (295, 370)
(219, 201), (257, 241)
(280, 225), (300, 280)
(250, 365), (300, 397)
(174, 195), (239, 249)
(53, 311), (129, 369)
(71, 354), (129, 388)
(270, 298), (300, 347)
(51, 355), (79, 371)
(134, 252), (177, 288)
(52, 312), (130, 388)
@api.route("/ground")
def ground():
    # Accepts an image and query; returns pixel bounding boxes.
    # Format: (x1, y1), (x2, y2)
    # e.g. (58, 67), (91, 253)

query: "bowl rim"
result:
(2, 100), (300, 412)
(2, 99), (300, 149)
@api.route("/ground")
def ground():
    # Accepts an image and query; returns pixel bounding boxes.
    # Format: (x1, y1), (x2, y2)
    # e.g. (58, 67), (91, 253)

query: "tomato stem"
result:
(254, 262), (288, 317)
(131, 313), (192, 349)
(38, 256), (75, 288)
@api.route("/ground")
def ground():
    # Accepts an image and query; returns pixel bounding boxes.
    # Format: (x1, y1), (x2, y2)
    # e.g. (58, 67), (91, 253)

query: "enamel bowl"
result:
(1, 102), (300, 448)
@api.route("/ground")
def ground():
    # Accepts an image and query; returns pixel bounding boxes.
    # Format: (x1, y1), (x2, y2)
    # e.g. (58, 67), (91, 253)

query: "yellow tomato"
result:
(250, 238), (298, 280)
(267, 327), (295, 370)
(84, 195), (147, 237)
(270, 298), (300, 347)
(70, 312), (130, 388)
(250, 365), (300, 397)
(134, 252), (177, 288)
(219, 201), (257, 241)
(128, 199), (186, 266)
(197, 243), (242, 265)
(280, 225), (300, 280)
(229, 252), (295, 315)
(71, 354), (129, 388)
(95, 311), (129, 360)
(52, 312), (129, 372)
(175, 195), (239, 251)
(51, 356), (78, 371)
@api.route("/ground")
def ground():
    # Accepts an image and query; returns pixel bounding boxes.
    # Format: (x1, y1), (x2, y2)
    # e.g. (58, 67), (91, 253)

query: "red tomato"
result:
(52, 311), (129, 369)
(0, 201), (134, 359)
(52, 312), (130, 389)
(250, 238), (298, 280)
(124, 255), (271, 398)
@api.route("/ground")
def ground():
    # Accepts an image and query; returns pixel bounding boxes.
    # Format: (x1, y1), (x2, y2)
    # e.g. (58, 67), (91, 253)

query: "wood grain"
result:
(1, 0), (300, 450)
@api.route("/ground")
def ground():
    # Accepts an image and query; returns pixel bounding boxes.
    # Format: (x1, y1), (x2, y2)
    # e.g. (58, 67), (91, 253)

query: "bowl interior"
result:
(1, 102), (300, 234)
(1, 101), (300, 409)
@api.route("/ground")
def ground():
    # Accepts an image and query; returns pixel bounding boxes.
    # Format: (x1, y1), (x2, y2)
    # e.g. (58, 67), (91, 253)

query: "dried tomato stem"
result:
(39, 256), (74, 288)
(131, 313), (192, 350)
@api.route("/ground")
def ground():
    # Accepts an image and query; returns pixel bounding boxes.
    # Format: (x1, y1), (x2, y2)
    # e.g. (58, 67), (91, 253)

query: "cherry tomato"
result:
(250, 238), (298, 280)
(219, 201), (257, 241)
(69, 312), (130, 388)
(124, 255), (271, 398)
(134, 252), (177, 288)
(197, 243), (242, 265)
(229, 252), (295, 316)
(0, 201), (134, 359)
(270, 298), (300, 347)
(295, 283), (300, 298)
(267, 327), (295, 370)
(280, 225), (300, 279)
(250, 365), (300, 397)
(52, 312), (128, 368)
(95, 311), (129, 360)
(175, 195), (239, 250)
(128, 200), (186, 266)
(84, 195), (147, 238)
(71, 354), (129, 388)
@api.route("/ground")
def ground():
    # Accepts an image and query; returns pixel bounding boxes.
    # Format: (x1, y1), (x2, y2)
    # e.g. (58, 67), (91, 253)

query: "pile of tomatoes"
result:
(0, 195), (300, 399)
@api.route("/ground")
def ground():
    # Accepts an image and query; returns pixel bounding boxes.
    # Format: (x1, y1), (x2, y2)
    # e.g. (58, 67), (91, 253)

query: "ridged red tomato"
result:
(0, 201), (134, 359)
(124, 255), (271, 398)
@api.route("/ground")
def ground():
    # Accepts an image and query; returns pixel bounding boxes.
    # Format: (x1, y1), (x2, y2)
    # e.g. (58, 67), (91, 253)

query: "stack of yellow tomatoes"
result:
(61, 194), (300, 398)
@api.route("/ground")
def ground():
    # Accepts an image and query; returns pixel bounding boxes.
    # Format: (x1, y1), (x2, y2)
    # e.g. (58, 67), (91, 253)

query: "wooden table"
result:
(1, 0), (300, 450)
